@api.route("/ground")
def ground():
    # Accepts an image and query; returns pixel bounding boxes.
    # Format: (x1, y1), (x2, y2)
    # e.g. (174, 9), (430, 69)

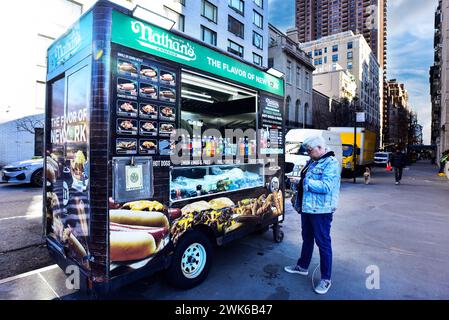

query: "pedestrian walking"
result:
(284, 135), (341, 295)
(438, 150), (449, 177)
(388, 147), (407, 185)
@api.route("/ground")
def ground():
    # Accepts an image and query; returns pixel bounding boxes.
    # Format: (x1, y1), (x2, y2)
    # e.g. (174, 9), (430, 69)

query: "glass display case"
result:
(170, 163), (264, 202)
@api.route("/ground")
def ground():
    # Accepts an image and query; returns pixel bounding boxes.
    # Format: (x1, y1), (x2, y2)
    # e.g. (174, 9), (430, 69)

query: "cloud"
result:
(268, 0), (437, 143)
(387, 0), (438, 144)
(388, 0), (438, 39)
(268, 0), (295, 31)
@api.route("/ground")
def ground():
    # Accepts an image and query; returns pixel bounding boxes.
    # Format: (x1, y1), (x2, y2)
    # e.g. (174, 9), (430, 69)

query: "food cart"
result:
(44, 0), (285, 294)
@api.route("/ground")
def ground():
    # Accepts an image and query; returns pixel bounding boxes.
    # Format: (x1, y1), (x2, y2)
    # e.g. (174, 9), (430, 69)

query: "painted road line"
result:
(38, 273), (61, 300)
(0, 265), (58, 285)
(0, 214), (41, 221)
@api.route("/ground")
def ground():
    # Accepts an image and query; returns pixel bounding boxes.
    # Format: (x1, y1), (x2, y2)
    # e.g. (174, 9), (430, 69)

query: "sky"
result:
(269, 0), (438, 145)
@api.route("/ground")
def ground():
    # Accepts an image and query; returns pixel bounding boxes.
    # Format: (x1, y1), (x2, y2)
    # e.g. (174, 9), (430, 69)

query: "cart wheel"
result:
(272, 225), (284, 243)
(165, 230), (213, 289)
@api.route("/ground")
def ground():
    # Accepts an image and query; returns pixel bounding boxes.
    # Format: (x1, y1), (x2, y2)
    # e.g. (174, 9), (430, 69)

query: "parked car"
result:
(0, 158), (44, 187)
(374, 152), (391, 167)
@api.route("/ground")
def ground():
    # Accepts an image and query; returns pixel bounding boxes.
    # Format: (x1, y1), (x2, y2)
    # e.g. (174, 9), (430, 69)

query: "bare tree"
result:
(15, 116), (44, 135)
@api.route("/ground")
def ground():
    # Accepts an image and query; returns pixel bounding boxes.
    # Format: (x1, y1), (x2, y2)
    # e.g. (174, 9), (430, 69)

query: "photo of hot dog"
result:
(46, 156), (59, 184)
(139, 83), (158, 99)
(160, 71), (176, 86)
(110, 231), (156, 262)
(63, 227), (90, 268)
(159, 88), (176, 101)
(110, 223), (168, 245)
(117, 79), (138, 96)
(118, 60), (138, 74)
(140, 65), (158, 79)
(109, 209), (170, 229)
(109, 204), (170, 265)
(159, 106), (175, 121)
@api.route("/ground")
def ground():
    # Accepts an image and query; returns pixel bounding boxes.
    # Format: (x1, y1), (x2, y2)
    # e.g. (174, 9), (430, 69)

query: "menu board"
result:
(112, 50), (179, 156)
(260, 95), (284, 155)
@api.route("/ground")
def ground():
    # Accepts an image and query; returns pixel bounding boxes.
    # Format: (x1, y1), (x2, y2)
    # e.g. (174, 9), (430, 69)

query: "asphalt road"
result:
(1, 161), (449, 299)
(0, 183), (53, 279)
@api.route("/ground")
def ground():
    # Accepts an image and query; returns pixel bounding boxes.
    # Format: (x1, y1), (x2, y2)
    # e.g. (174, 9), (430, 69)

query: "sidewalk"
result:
(0, 265), (79, 300)
(1, 161), (448, 300)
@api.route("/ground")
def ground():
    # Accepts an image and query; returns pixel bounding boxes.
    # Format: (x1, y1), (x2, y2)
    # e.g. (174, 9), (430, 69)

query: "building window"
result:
(254, 0), (263, 8)
(304, 103), (309, 125)
(308, 51), (312, 58)
(229, 0), (244, 16)
(174, 0), (186, 5)
(228, 40), (244, 58)
(295, 99), (301, 125)
(347, 51), (353, 59)
(164, 6), (185, 32)
(305, 71), (310, 92)
(286, 96), (291, 126)
(253, 53), (263, 66)
(253, 10), (263, 29)
(228, 15), (244, 38)
(324, 56), (327, 63)
(324, 47), (328, 53)
(348, 61), (353, 69)
(332, 44), (338, 52)
(34, 127), (44, 157)
(202, 0), (217, 23)
(286, 60), (292, 84)
(201, 25), (217, 46)
(347, 41), (353, 49)
(268, 57), (274, 68)
(296, 66), (302, 89)
(253, 31), (263, 49)
(332, 54), (338, 62)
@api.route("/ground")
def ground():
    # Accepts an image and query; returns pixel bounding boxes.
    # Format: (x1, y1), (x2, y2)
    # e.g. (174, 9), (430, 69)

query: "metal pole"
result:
(353, 102), (357, 183)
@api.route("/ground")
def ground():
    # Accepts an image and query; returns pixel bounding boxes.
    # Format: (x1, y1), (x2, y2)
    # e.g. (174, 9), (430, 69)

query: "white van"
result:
(285, 129), (343, 189)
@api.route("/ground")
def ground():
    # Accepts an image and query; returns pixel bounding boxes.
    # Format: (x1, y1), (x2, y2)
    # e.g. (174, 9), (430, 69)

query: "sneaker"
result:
(284, 265), (309, 275)
(314, 279), (332, 295)
(395, 182), (399, 185)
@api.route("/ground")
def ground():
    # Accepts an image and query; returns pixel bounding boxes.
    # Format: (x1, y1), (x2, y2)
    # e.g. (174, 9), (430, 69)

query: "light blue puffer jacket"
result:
(294, 152), (341, 214)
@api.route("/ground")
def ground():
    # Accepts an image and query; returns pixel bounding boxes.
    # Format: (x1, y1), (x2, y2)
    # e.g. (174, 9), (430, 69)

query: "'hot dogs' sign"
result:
(51, 108), (88, 144)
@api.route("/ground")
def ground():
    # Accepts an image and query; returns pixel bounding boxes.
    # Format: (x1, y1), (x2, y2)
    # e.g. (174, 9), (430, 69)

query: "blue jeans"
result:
(297, 213), (333, 280)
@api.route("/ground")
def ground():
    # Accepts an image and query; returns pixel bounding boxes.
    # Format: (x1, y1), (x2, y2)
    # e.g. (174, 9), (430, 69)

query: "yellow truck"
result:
(328, 127), (376, 173)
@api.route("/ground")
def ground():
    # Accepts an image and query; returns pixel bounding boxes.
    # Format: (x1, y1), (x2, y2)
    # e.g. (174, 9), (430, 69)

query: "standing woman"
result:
(284, 135), (341, 295)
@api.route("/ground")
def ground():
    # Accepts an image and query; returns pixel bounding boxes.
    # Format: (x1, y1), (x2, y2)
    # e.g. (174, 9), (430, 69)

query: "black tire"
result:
(273, 225), (284, 243)
(31, 169), (44, 187)
(274, 230), (284, 243)
(166, 230), (213, 289)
